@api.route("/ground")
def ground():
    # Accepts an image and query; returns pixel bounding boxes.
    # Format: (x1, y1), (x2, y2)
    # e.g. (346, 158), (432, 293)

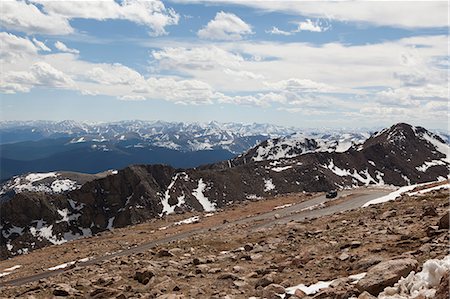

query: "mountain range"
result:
(1, 122), (449, 259)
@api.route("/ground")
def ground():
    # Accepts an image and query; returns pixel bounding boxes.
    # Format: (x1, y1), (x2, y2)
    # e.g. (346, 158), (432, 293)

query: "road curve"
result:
(0, 188), (390, 287)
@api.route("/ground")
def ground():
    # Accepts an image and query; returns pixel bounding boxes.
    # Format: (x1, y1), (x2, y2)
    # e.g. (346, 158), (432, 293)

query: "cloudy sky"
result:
(0, 0), (448, 129)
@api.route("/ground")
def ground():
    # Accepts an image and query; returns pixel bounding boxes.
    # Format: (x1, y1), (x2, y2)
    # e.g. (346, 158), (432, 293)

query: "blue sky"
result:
(0, 0), (448, 129)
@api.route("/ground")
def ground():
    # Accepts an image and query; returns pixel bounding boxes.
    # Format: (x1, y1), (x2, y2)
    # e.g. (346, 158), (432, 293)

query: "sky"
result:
(0, 0), (448, 129)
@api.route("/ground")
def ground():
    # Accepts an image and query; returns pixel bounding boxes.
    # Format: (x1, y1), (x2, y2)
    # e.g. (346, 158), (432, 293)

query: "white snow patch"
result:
(421, 132), (450, 163)
(25, 172), (57, 182)
(161, 173), (187, 215)
(2, 265), (21, 272)
(408, 183), (450, 196)
(192, 179), (216, 212)
(56, 209), (69, 222)
(264, 178), (275, 192)
(273, 203), (293, 210)
(51, 179), (79, 192)
(107, 217), (115, 230)
(379, 255), (450, 298)
(285, 280), (333, 295)
(174, 216), (200, 225)
(246, 194), (263, 200)
(48, 261), (76, 271)
(271, 165), (293, 172)
(363, 183), (427, 207)
(416, 160), (447, 172)
(29, 222), (66, 245)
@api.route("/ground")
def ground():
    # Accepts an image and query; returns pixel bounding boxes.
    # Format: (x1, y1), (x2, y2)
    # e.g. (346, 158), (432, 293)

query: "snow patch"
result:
(271, 165), (293, 172)
(48, 261), (76, 271)
(379, 255), (450, 298)
(264, 178), (275, 192)
(192, 179), (216, 212)
(174, 216), (200, 225)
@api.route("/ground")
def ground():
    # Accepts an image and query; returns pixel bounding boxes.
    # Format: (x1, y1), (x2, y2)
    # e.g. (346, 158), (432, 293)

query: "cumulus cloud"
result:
(54, 41), (79, 54)
(198, 11), (253, 40)
(294, 19), (328, 32)
(0, 32), (39, 63)
(0, 1), (73, 35)
(1, 62), (75, 93)
(32, 38), (51, 52)
(265, 26), (292, 36)
(151, 46), (244, 70)
(1, 0), (179, 36)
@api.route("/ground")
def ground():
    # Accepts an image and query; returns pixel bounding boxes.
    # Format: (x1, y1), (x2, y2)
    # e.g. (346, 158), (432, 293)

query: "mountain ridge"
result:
(1, 123), (449, 259)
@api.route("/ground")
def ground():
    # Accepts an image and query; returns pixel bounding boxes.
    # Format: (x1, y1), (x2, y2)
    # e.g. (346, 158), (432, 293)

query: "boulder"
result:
(356, 258), (418, 295)
(134, 267), (155, 284)
(438, 211), (449, 230)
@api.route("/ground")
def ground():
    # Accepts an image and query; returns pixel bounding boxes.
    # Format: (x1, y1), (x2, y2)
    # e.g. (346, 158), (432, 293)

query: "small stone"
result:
(358, 291), (377, 299)
(255, 275), (274, 288)
(157, 249), (174, 257)
(53, 289), (69, 297)
(339, 252), (350, 261)
(217, 272), (240, 280)
(244, 243), (254, 251)
(294, 288), (307, 298)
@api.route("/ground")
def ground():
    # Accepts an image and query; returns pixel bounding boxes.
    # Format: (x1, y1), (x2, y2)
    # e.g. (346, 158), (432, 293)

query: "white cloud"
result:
(294, 19), (327, 32)
(0, 1), (73, 35)
(1, 62), (75, 93)
(198, 11), (253, 40)
(54, 41), (79, 54)
(265, 78), (336, 93)
(187, 1), (448, 29)
(1, 0), (179, 36)
(32, 38), (51, 52)
(151, 46), (244, 70)
(0, 32), (39, 64)
(266, 26), (292, 36)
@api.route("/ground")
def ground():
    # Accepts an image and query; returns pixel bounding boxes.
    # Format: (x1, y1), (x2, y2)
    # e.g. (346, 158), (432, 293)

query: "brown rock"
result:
(53, 289), (69, 297)
(157, 249), (174, 257)
(356, 258), (418, 295)
(438, 211), (449, 229)
(264, 283), (285, 294)
(217, 272), (240, 280)
(294, 288), (307, 298)
(255, 274), (274, 288)
(358, 291), (377, 299)
(435, 271), (449, 299)
(134, 267), (155, 284)
(422, 206), (438, 217)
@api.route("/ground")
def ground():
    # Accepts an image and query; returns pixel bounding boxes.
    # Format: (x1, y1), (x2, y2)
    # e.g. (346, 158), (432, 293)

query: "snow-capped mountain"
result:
(0, 120), (297, 153)
(235, 131), (371, 163)
(0, 171), (114, 203)
(1, 123), (449, 258)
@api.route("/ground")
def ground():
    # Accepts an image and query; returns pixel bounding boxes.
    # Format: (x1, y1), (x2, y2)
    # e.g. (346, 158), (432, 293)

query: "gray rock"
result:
(356, 258), (418, 295)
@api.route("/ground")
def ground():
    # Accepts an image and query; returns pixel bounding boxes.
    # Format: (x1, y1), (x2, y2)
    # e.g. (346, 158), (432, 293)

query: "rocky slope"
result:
(0, 185), (448, 298)
(1, 123), (449, 258)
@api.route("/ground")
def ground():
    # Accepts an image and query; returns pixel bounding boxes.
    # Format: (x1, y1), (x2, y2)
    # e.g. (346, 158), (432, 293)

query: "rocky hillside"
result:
(0, 183), (448, 298)
(1, 123), (449, 258)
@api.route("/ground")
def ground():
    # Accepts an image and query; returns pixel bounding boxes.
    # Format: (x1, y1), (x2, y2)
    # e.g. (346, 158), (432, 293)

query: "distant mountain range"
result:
(0, 120), (411, 181)
(1, 123), (449, 258)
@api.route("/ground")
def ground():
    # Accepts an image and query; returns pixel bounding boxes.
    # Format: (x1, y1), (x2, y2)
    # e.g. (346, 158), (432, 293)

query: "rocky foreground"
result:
(0, 187), (448, 298)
